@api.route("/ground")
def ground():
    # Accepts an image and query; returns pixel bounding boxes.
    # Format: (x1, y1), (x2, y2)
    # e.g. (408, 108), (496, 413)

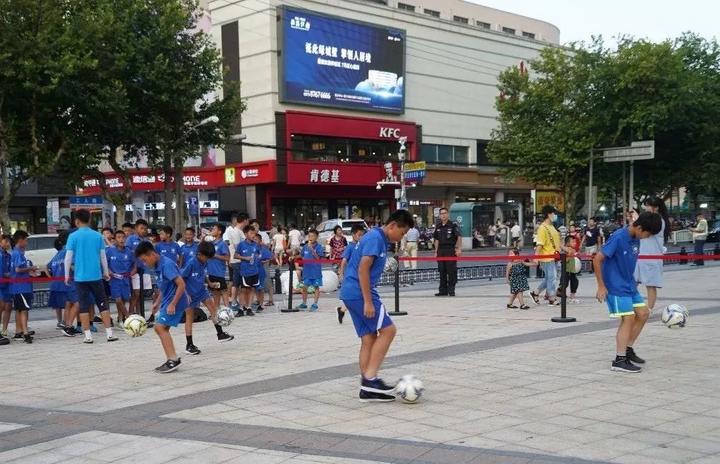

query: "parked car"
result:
(25, 234), (59, 275)
(706, 220), (720, 243)
(317, 219), (369, 253)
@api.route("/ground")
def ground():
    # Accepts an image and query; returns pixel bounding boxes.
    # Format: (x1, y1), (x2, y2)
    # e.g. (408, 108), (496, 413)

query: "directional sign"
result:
(404, 161), (426, 181)
(603, 140), (655, 163)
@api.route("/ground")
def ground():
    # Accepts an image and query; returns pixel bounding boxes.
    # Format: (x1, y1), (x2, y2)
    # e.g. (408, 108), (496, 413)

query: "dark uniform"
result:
(433, 220), (461, 296)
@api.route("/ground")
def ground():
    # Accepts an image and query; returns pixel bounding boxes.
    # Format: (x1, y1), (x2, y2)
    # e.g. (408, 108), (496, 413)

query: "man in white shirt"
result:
(288, 224), (302, 253)
(223, 212), (248, 309)
(402, 226), (420, 270)
(510, 222), (522, 247)
(250, 219), (271, 246)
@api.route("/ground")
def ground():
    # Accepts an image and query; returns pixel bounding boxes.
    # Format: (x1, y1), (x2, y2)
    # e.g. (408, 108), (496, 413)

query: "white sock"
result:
(106, 327), (113, 338)
(84, 330), (92, 339)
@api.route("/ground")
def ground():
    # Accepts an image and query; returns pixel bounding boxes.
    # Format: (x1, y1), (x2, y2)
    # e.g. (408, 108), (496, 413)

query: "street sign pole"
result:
(587, 147), (594, 219)
(622, 164), (627, 225)
(629, 161), (635, 212)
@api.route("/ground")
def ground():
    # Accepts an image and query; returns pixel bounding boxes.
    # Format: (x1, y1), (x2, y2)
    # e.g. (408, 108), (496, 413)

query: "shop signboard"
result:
(404, 161), (426, 182)
(279, 6), (406, 114)
(534, 190), (565, 213)
(287, 162), (389, 186)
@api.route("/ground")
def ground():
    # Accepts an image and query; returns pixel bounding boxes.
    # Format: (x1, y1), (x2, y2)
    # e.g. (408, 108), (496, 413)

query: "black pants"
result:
(560, 272), (579, 295)
(437, 248), (457, 294)
(76, 280), (109, 314)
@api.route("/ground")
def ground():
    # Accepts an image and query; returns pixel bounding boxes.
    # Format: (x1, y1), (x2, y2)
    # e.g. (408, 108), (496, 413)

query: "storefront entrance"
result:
(270, 198), (391, 230)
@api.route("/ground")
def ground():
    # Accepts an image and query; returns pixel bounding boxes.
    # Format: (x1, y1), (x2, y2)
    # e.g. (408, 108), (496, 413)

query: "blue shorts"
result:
(0, 287), (12, 303)
(156, 298), (189, 328)
(303, 278), (323, 288)
(607, 291), (646, 318)
(110, 278), (131, 301)
(66, 288), (79, 304)
(48, 290), (67, 309)
(188, 290), (211, 309)
(342, 297), (394, 338)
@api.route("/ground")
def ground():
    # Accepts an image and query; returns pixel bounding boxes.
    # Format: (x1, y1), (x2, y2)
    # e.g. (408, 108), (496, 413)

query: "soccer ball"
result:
(661, 304), (688, 329)
(306, 285), (316, 294)
(123, 314), (148, 337)
(384, 256), (399, 274)
(395, 375), (424, 404)
(216, 306), (235, 327)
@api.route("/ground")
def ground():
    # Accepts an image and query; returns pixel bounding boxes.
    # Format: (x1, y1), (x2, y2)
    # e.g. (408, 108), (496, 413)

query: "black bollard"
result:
(274, 267), (282, 295)
(679, 246), (688, 265)
(387, 255), (407, 316)
(552, 251), (576, 323)
(138, 268), (145, 318)
(714, 243), (719, 256)
(281, 258), (299, 313)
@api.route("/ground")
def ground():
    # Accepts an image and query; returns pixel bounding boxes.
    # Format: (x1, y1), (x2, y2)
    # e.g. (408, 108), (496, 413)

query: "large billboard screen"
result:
(279, 6), (406, 114)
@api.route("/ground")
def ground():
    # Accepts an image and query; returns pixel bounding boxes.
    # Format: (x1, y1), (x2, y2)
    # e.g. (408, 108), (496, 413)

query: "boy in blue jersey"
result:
(297, 229), (325, 312)
(0, 234), (13, 339)
(135, 241), (188, 373)
(178, 227), (199, 267)
(253, 234), (274, 311)
(107, 230), (134, 325)
(181, 241), (235, 355)
(10, 230), (37, 343)
(594, 212), (662, 373)
(340, 210), (414, 402)
(336, 225), (366, 324)
(208, 223), (231, 310)
(234, 225), (260, 317)
(48, 238), (69, 329)
(126, 219), (151, 316)
(157, 226), (180, 264)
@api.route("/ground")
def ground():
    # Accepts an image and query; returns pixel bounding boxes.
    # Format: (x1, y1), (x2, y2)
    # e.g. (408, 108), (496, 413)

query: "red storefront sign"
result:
(286, 161), (392, 186)
(79, 161), (277, 195)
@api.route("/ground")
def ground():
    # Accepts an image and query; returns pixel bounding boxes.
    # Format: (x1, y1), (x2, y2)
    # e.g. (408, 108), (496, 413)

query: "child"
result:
(10, 230), (36, 343)
(0, 234), (14, 338)
(560, 236), (580, 303)
(181, 240), (235, 355)
(337, 225), (366, 324)
(178, 227), (199, 267)
(48, 238), (69, 328)
(340, 210), (414, 402)
(253, 234), (274, 311)
(593, 212), (662, 373)
(505, 248), (531, 310)
(135, 241), (188, 373)
(106, 230), (134, 325)
(297, 229), (325, 311)
(156, 226), (180, 264)
(208, 224), (231, 311)
(234, 225), (260, 317)
(272, 227), (287, 266)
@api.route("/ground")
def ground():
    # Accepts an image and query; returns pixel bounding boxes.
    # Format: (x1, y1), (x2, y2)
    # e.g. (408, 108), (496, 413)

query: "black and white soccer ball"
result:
(395, 375), (424, 403)
(123, 314), (148, 337)
(661, 304), (688, 329)
(216, 306), (235, 327)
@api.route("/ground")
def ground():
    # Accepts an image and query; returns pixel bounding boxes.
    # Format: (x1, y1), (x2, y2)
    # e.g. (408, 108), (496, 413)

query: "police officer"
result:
(433, 207), (462, 296)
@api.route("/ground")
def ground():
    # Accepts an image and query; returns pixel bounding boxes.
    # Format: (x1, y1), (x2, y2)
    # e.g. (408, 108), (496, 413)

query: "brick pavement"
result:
(0, 266), (718, 463)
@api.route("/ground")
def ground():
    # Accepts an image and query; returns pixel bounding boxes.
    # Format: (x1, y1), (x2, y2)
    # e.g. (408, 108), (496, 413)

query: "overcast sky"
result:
(467, 0), (718, 46)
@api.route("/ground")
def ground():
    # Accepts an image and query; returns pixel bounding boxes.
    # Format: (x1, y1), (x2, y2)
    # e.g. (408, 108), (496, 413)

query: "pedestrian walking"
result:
(433, 208), (462, 297)
(581, 217), (604, 274)
(634, 197), (670, 310)
(506, 248), (531, 309)
(530, 205), (561, 306)
(690, 212), (708, 266)
(402, 225), (420, 270)
(510, 222), (522, 247)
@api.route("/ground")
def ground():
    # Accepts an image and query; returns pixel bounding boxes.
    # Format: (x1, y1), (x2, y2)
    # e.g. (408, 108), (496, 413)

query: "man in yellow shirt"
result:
(531, 205), (562, 306)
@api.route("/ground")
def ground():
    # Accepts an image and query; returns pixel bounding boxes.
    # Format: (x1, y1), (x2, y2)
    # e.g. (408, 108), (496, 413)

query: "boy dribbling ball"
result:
(340, 210), (414, 402)
(337, 225), (366, 324)
(297, 229), (325, 312)
(593, 212), (662, 373)
(135, 241), (188, 373)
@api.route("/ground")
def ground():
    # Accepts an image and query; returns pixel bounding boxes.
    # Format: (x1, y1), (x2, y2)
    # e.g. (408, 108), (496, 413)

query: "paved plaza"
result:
(0, 265), (719, 463)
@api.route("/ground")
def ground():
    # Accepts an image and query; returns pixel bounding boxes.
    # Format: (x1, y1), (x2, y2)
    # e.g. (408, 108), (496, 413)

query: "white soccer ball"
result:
(395, 374), (424, 404)
(384, 256), (399, 274)
(216, 306), (235, 327)
(661, 304), (688, 329)
(306, 285), (316, 294)
(123, 314), (148, 337)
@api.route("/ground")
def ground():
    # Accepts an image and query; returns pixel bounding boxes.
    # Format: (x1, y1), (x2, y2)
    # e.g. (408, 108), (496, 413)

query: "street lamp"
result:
(196, 115), (219, 127)
(229, 133), (247, 142)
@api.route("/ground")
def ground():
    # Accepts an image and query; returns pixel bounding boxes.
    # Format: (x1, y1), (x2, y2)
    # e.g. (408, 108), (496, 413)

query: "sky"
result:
(467, 0), (719, 46)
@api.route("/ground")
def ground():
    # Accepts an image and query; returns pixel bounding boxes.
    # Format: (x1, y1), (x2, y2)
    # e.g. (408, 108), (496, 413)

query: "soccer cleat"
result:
(361, 377), (396, 394)
(62, 327), (76, 337)
(217, 332), (234, 343)
(611, 358), (641, 373)
(83, 338), (94, 344)
(359, 389), (395, 403)
(530, 292), (541, 304)
(107, 336), (119, 342)
(626, 347), (645, 364)
(296, 303), (308, 310)
(337, 307), (345, 324)
(23, 334), (33, 344)
(245, 308), (255, 317)
(310, 303), (319, 312)
(185, 344), (201, 355)
(155, 358), (181, 373)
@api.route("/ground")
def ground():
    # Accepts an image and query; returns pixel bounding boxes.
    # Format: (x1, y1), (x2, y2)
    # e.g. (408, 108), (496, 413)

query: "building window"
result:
(398, 2), (415, 12)
(476, 21), (491, 29)
(453, 16), (469, 24)
(522, 31), (536, 39)
(424, 8), (440, 18)
(420, 144), (470, 165)
(476, 140), (490, 165)
(362, 0), (388, 4)
(291, 134), (401, 164)
(502, 27), (516, 35)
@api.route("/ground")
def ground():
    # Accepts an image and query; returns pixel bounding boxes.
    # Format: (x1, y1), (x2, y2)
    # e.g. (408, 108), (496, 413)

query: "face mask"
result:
(549, 214), (557, 223)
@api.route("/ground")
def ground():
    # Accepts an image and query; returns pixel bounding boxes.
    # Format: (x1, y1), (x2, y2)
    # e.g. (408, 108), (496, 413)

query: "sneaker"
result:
(93, 316), (102, 323)
(73, 326), (83, 334)
(89, 324), (98, 333)
(296, 303), (308, 310)
(13, 333), (23, 340)
(27, 330), (35, 336)
(83, 338), (94, 344)
(147, 314), (155, 324)
(359, 389), (395, 403)
(217, 332), (234, 343)
(56, 322), (66, 330)
(548, 299), (560, 306)
(146, 321), (154, 329)
(310, 303), (319, 312)
(448, 291), (456, 297)
(23, 334), (33, 344)
(530, 292), (541, 304)
(155, 358), (181, 373)
(626, 347), (645, 365)
(337, 307), (345, 324)
(230, 302), (240, 311)
(519, 304), (531, 310)
(107, 336), (119, 342)
(0, 336), (9, 346)
(263, 301), (275, 307)
(245, 308), (255, 317)
(62, 326), (76, 337)
(361, 377), (396, 394)
(255, 305), (264, 313)
(234, 310), (245, 318)
(185, 344), (201, 355)
(611, 358), (641, 373)
(0, 329), (7, 337)
(434, 292), (448, 297)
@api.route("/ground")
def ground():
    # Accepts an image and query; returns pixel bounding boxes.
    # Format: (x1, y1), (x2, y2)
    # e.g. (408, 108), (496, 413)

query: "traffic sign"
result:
(602, 140), (655, 162)
(405, 161), (426, 181)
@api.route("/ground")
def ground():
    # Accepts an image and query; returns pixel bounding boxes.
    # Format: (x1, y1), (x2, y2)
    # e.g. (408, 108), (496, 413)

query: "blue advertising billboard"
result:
(279, 6), (406, 114)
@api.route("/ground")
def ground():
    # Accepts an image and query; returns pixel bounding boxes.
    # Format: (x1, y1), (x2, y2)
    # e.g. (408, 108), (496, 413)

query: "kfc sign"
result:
(379, 127), (401, 138)
(309, 169), (340, 184)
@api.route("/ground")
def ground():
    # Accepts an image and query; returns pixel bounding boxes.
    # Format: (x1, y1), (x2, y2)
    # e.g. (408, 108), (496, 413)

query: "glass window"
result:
(477, 21), (491, 29)
(477, 140), (490, 165)
(437, 145), (453, 163)
(502, 27), (516, 35)
(454, 146), (469, 165)
(291, 135), (400, 164)
(453, 16), (468, 24)
(424, 8), (440, 17)
(398, 2), (415, 12)
(420, 144), (437, 162)
(522, 31), (536, 39)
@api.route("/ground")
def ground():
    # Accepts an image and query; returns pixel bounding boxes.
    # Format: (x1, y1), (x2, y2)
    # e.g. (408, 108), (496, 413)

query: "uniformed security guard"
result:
(433, 207), (462, 296)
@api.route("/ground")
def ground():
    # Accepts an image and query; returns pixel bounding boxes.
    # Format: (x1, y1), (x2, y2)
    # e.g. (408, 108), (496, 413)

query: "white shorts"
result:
(131, 273), (153, 291)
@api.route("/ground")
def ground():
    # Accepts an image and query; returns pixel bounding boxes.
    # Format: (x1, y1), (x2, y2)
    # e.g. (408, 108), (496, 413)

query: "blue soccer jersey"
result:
(342, 242), (359, 261)
(66, 227), (104, 282)
(10, 247), (33, 294)
(207, 239), (229, 278)
(107, 245), (134, 276)
(601, 227), (641, 297)
(48, 249), (67, 292)
(300, 242), (325, 280)
(153, 256), (189, 312)
(181, 256), (209, 301)
(179, 241), (199, 265)
(156, 241), (180, 264)
(0, 250), (10, 292)
(340, 227), (389, 301)
(236, 240), (260, 277)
